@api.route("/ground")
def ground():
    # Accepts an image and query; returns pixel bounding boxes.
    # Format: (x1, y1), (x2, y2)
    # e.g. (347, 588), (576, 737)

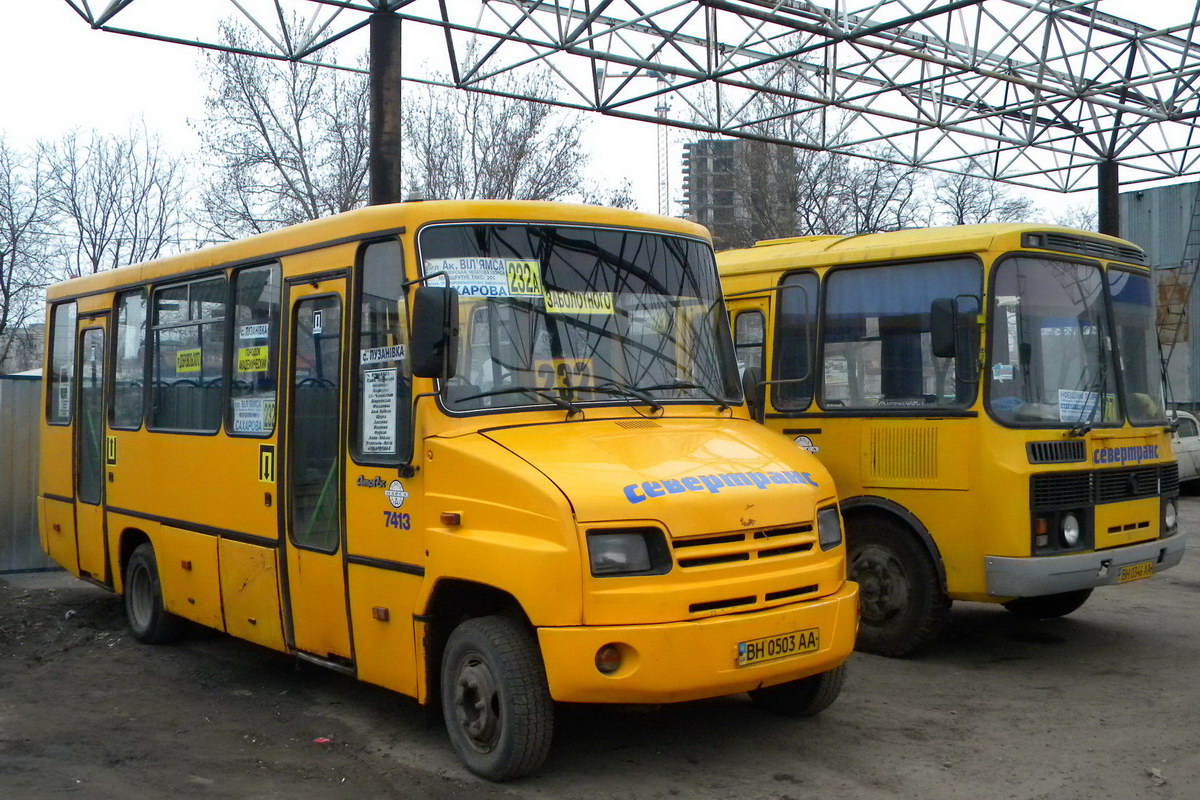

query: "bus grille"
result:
(1032, 463), (1176, 509)
(1027, 440), (1087, 464)
(672, 523), (815, 568)
(1031, 472), (1093, 509)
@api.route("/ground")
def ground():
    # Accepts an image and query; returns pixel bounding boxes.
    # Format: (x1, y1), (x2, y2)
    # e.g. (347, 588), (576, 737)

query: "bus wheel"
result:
(124, 543), (184, 644)
(749, 663), (846, 717)
(440, 615), (553, 781)
(1003, 588), (1093, 619)
(848, 521), (948, 657)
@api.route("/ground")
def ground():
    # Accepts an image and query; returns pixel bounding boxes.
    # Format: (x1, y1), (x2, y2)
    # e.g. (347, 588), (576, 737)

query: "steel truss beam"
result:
(61, 0), (1200, 192)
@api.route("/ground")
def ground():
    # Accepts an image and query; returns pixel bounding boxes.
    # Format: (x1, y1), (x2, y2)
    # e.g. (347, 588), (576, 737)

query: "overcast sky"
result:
(0, 1), (1193, 218)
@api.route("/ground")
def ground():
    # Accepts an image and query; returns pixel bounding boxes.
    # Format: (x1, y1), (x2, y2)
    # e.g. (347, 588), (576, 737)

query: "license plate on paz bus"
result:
(737, 628), (820, 667)
(1118, 561), (1154, 584)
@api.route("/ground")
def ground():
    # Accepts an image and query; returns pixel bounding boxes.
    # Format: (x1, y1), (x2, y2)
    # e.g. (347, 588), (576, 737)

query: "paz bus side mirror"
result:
(931, 298), (957, 358)
(411, 286), (460, 379)
(742, 366), (765, 423)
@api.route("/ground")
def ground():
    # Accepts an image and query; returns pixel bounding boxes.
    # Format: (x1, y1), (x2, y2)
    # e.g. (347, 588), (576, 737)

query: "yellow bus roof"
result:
(47, 200), (711, 301)
(717, 223), (1143, 279)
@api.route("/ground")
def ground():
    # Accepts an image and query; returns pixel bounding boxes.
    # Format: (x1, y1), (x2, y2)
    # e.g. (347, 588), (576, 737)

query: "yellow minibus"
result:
(39, 200), (857, 779)
(720, 224), (1184, 657)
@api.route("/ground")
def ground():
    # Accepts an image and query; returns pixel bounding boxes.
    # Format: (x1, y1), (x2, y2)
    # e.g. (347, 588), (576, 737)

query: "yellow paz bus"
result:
(38, 200), (858, 780)
(719, 224), (1185, 657)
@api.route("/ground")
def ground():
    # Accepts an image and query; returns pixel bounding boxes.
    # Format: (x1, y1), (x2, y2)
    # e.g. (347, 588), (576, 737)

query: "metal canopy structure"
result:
(62, 0), (1200, 197)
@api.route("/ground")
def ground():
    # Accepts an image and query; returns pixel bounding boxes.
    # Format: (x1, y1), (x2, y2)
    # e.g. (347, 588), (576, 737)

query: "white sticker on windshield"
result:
(427, 257), (543, 299)
(1058, 389), (1115, 423)
(362, 368), (398, 454)
(240, 323), (270, 340)
(361, 344), (406, 364)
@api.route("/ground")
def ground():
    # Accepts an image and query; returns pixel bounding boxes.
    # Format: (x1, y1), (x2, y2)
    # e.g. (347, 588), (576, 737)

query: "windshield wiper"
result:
(580, 381), (663, 413)
(1068, 327), (1109, 438)
(637, 381), (730, 411)
(450, 386), (581, 415)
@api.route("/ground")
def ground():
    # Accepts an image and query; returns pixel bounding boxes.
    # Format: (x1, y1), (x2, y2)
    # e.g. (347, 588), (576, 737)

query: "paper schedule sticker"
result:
(543, 290), (615, 315)
(505, 260), (543, 296)
(238, 346), (269, 372)
(428, 257), (544, 299)
(176, 348), (201, 373)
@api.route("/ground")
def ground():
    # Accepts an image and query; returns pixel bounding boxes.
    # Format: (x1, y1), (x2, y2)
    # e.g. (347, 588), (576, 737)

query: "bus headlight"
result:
(1164, 499), (1178, 532)
(1060, 513), (1081, 547)
(817, 505), (843, 551)
(586, 529), (670, 576)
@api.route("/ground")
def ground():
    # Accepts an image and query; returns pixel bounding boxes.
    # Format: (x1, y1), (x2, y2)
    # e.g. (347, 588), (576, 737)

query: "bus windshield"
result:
(418, 223), (741, 412)
(1109, 269), (1167, 425)
(988, 257), (1119, 427)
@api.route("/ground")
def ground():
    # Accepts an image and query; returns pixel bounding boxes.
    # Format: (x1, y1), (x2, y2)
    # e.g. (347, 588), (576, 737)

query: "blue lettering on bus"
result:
(622, 470), (819, 504)
(1092, 445), (1159, 465)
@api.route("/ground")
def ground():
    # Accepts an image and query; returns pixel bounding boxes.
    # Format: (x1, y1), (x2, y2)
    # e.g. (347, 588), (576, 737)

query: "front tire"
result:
(440, 615), (553, 781)
(124, 542), (185, 644)
(847, 519), (949, 657)
(749, 664), (847, 717)
(1003, 588), (1093, 619)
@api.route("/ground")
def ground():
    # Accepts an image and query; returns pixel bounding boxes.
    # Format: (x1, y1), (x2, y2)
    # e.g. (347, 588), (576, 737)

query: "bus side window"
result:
(353, 239), (412, 464)
(228, 264), (281, 437)
(821, 259), (980, 410)
(112, 289), (148, 429)
(149, 276), (228, 432)
(734, 310), (765, 375)
(46, 302), (77, 424)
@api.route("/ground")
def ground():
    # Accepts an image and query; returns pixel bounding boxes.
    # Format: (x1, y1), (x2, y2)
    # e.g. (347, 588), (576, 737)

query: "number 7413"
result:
(383, 511), (411, 530)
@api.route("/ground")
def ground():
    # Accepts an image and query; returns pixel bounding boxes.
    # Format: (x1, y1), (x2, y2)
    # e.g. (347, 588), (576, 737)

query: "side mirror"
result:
(930, 298), (957, 358)
(742, 366), (765, 423)
(410, 286), (459, 379)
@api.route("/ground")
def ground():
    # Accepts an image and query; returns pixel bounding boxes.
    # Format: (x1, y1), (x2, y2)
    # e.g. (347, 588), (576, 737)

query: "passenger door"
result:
(74, 318), (110, 583)
(282, 275), (353, 662)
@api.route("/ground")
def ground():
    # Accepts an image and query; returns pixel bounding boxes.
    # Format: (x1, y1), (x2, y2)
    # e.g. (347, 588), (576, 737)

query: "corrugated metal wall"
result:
(0, 375), (54, 573)
(1121, 181), (1200, 406)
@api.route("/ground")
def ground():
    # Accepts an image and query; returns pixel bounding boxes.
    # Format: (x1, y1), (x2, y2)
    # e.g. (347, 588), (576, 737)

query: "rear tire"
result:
(847, 518), (949, 657)
(440, 615), (554, 781)
(124, 542), (185, 644)
(1003, 588), (1093, 619)
(749, 664), (846, 717)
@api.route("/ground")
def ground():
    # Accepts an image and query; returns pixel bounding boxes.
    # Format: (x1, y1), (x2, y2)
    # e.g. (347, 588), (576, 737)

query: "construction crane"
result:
(597, 68), (674, 216)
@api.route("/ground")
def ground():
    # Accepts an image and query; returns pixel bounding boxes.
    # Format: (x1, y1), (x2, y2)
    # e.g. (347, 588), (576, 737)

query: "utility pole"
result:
(369, 11), (403, 205)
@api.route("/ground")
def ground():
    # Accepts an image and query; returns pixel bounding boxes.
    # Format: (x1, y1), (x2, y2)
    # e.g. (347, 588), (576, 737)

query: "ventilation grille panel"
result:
(1027, 440), (1087, 464)
(868, 427), (938, 479)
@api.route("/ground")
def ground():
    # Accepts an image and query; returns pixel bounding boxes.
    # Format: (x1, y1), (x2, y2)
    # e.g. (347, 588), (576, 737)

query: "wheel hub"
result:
(851, 544), (910, 624)
(453, 653), (501, 752)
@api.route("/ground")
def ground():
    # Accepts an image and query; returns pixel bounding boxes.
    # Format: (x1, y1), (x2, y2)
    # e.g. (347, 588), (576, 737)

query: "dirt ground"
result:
(3, 502), (1199, 800)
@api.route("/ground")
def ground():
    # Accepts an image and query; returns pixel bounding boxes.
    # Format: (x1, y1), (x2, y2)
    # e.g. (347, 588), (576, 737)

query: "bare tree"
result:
(933, 161), (1037, 225)
(838, 150), (930, 234)
(581, 179), (638, 210)
(402, 71), (586, 201)
(42, 128), (187, 277)
(0, 137), (51, 371)
(198, 21), (370, 238)
(1054, 203), (1099, 232)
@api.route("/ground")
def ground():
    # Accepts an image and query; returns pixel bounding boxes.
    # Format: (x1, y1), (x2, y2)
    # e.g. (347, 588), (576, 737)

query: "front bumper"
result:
(985, 530), (1186, 598)
(537, 581), (858, 704)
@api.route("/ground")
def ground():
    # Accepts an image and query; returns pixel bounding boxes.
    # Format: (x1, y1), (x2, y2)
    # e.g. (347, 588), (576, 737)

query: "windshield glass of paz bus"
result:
(987, 256), (1163, 428)
(419, 223), (741, 412)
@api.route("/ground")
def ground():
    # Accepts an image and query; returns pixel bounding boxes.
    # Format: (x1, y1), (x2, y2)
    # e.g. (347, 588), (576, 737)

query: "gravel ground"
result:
(2, 499), (1198, 799)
